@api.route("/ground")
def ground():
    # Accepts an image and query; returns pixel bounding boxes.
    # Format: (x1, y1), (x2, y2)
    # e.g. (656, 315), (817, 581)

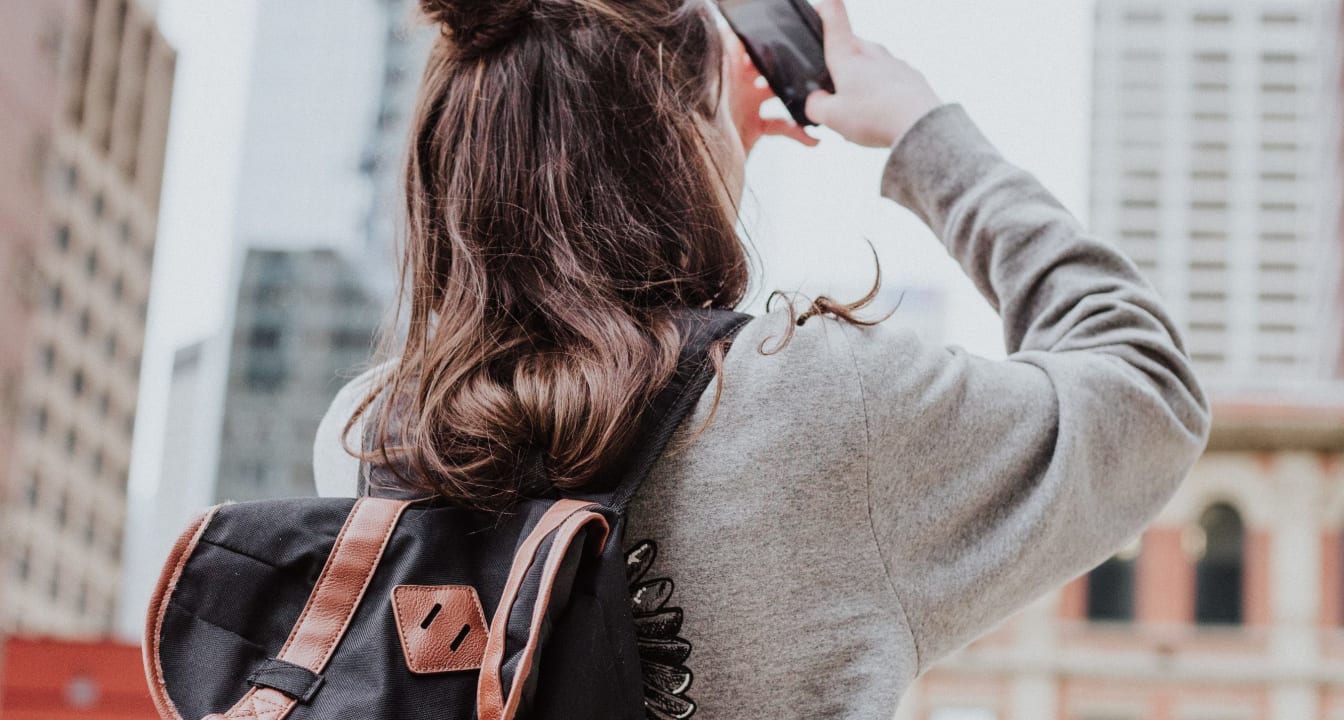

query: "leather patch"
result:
(391, 585), (490, 674)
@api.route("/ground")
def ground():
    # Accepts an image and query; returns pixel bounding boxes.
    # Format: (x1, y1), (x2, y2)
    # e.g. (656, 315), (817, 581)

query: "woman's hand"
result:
(804, 0), (943, 149)
(721, 28), (819, 157)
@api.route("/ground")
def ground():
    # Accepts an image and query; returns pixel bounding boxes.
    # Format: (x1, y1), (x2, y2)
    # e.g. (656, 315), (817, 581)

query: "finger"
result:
(719, 25), (744, 55)
(804, 90), (839, 127)
(761, 118), (820, 146)
(815, 0), (856, 53)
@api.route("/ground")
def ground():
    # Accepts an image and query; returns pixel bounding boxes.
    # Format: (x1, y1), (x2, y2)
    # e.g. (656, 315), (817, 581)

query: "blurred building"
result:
(118, 0), (410, 638)
(360, 0), (434, 307)
(214, 248), (381, 502)
(898, 1), (1344, 719)
(1089, 0), (1343, 400)
(0, 636), (155, 718)
(0, 0), (174, 638)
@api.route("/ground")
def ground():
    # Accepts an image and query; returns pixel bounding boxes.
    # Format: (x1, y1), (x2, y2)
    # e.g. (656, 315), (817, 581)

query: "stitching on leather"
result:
(499, 511), (608, 720)
(277, 498), (365, 660)
(312, 500), (405, 668)
(478, 501), (596, 719)
(145, 505), (219, 720)
(229, 690), (291, 720)
(390, 588), (418, 666)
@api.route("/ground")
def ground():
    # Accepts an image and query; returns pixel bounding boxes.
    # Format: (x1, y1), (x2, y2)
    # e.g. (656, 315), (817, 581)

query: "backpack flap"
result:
(144, 496), (612, 720)
(144, 497), (413, 720)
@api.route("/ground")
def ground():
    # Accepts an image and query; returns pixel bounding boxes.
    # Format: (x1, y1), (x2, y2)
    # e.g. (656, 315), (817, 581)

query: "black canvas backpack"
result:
(143, 307), (752, 720)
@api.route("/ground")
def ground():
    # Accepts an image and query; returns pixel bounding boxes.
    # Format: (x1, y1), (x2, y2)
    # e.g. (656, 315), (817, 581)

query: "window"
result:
(55, 491), (68, 528)
(23, 472), (40, 507)
(1088, 539), (1141, 622)
(54, 224), (71, 252)
(249, 326), (283, 350)
(30, 405), (48, 435)
(1194, 503), (1244, 625)
(14, 545), (31, 581)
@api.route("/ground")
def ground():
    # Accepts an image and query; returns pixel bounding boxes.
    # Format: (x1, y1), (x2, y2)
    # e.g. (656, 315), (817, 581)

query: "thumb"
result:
(804, 89), (841, 127)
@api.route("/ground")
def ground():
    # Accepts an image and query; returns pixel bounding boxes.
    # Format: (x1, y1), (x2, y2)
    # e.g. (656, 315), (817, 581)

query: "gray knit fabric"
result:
(312, 104), (1211, 718)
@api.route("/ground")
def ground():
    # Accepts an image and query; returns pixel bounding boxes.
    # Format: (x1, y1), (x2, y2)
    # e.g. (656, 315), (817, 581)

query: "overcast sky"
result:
(127, 0), (1095, 568)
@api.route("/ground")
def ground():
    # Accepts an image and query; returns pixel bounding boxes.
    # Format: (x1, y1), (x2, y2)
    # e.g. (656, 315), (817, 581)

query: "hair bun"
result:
(421, 0), (533, 55)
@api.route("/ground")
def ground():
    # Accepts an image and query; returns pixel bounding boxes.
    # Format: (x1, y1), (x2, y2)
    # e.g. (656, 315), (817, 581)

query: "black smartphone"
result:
(717, 0), (835, 126)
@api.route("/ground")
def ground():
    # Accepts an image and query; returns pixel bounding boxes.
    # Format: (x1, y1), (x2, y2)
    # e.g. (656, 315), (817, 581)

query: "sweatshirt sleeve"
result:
(846, 104), (1211, 672)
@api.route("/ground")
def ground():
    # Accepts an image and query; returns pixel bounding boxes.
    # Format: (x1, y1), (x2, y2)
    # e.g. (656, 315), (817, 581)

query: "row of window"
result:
(10, 543), (118, 623)
(52, 221), (152, 306)
(1121, 8), (1307, 27)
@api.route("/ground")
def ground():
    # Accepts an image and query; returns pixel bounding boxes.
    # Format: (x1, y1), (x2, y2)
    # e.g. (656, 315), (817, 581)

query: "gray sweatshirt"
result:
(312, 104), (1211, 718)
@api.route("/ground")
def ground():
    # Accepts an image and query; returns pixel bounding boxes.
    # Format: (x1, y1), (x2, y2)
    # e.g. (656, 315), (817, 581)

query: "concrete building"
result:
(0, 0), (70, 523)
(360, 0), (433, 307)
(1088, 0), (1343, 400)
(0, 0), (174, 637)
(897, 1), (1344, 718)
(214, 248), (382, 503)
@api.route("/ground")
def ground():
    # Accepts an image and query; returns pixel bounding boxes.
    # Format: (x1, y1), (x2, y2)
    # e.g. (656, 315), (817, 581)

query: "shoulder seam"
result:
(836, 322), (923, 677)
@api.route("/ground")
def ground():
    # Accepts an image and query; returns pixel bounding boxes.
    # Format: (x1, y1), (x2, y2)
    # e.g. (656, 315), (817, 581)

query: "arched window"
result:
(1087, 538), (1140, 622)
(1194, 503), (1244, 625)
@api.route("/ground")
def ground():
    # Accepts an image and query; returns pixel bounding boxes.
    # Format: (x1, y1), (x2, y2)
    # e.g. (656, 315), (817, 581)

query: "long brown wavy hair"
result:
(343, 0), (884, 509)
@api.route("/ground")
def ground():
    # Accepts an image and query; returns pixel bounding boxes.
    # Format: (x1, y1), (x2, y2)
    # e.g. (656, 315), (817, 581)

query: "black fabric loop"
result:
(601, 309), (753, 512)
(246, 658), (325, 704)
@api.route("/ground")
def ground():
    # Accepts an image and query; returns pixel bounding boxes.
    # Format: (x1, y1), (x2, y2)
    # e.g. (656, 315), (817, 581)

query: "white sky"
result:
(128, 0), (1095, 566)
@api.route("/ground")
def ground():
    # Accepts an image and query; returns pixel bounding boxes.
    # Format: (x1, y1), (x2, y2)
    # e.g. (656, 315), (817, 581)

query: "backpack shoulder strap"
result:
(594, 307), (753, 512)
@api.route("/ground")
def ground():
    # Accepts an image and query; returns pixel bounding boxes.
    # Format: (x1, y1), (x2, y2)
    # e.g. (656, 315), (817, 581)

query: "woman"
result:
(313, 0), (1211, 716)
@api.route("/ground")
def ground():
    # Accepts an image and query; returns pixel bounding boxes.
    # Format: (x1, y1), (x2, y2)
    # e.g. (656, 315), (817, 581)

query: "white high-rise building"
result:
(1090, 0), (1344, 400)
(118, 0), (402, 637)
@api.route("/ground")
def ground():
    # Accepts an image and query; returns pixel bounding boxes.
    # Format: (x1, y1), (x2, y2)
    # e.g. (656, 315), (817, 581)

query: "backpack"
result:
(143, 307), (752, 720)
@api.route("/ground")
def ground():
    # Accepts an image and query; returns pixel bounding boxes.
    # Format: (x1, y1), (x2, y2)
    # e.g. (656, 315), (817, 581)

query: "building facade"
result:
(1088, 0), (1342, 399)
(213, 248), (382, 503)
(0, 0), (70, 531)
(360, 0), (433, 307)
(0, 0), (174, 637)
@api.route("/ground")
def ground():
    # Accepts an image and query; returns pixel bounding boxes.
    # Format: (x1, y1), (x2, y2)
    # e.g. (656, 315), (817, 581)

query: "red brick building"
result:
(0, 637), (155, 719)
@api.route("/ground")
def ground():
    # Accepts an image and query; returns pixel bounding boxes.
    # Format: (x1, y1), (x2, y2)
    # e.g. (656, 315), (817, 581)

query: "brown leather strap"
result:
(476, 500), (609, 720)
(145, 505), (220, 720)
(204, 498), (412, 720)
